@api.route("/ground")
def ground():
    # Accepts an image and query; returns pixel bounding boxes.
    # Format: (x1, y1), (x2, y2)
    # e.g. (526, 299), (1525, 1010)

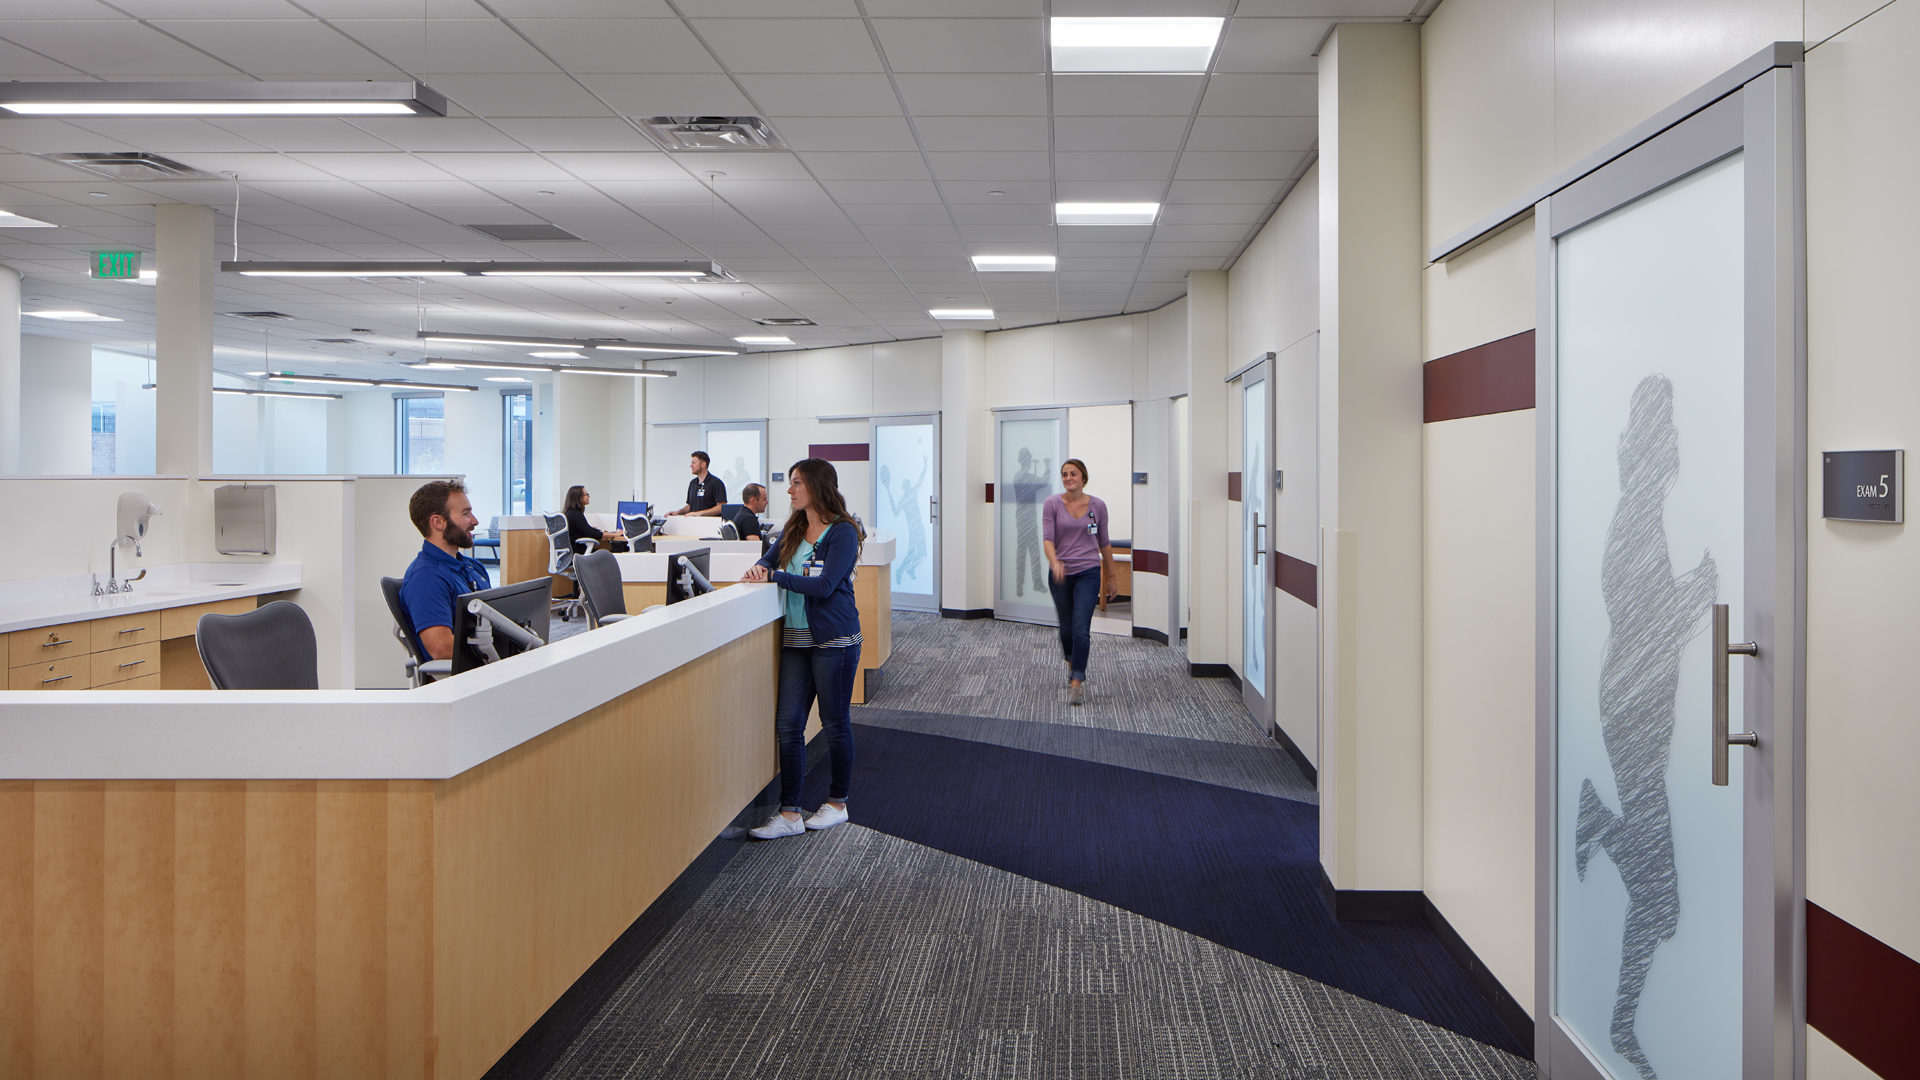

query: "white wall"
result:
(1066, 404), (1132, 543)
(19, 336), (92, 475)
(0, 477), (195, 583)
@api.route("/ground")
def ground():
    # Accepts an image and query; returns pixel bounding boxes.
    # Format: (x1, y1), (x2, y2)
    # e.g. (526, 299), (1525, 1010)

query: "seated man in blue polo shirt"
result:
(399, 480), (493, 661)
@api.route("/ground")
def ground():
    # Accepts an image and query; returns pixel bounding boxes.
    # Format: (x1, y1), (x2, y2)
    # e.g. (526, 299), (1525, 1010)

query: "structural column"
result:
(1317, 23), (1426, 893)
(0, 265), (21, 474)
(939, 329), (990, 614)
(1185, 270), (1229, 667)
(154, 203), (216, 477)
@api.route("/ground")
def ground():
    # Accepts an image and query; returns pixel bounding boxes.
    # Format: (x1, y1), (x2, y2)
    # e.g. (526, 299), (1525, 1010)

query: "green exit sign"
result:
(91, 251), (142, 279)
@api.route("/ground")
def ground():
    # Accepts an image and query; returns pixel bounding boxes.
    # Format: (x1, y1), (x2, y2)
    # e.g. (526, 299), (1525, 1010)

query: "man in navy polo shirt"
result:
(399, 480), (493, 661)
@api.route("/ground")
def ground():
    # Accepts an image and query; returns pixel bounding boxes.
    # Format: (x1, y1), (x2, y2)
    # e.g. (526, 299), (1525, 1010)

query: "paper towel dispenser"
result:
(214, 484), (276, 555)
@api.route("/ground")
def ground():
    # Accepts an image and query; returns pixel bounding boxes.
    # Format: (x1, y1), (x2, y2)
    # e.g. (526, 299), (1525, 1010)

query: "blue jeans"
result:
(1049, 566), (1100, 683)
(774, 644), (860, 813)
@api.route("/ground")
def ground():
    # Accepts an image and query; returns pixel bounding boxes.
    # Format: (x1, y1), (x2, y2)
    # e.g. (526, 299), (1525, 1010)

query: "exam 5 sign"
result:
(1822, 450), (1904, 523)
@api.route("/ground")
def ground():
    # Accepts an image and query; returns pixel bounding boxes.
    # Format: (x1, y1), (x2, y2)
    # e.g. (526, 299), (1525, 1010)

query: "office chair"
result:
(619, 511), (654, 553)
(718, 519), (739, 541)
(573, 550), (633, 628)
(381, 576), (452, 686)
(543, 512), (594, 621)
(195, 601), (319, 690)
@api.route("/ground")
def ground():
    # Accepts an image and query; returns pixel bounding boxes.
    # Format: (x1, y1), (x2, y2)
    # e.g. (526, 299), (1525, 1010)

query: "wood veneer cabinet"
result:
(3, 595), (259, 691)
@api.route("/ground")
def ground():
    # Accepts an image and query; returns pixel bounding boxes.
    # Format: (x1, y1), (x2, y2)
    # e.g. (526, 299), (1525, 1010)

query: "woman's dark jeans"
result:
(774, 644), (860, 813)
(1049, 566), (1100, 683)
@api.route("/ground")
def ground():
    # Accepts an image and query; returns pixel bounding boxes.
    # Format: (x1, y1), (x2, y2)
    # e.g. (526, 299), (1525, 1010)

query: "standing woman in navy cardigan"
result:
(740, 458), (864, 839)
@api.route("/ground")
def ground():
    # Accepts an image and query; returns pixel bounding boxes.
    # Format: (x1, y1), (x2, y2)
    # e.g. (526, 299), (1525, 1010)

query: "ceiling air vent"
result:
(756, 317), (815, 327)
(463, 223), (583, 242)
(222, 311), (295, 321)
(636, 116), (786, 151)
(43, 152), (215, 180)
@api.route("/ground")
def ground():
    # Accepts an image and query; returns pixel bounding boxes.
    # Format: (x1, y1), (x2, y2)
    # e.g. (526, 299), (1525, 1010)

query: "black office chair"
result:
(619, 511), (654, 553)
(574, 550), (632, 628)
(195, 600), (319, 690)
(543, 511), (594, 621)
(718, 519), (739, 541)
(381, 576), (451, 686)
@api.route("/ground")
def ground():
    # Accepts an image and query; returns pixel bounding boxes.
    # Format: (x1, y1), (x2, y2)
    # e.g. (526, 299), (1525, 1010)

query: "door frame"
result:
(870, 413), (941, 613)
(993, 407), (1069, 624)
(1532, 64), (1806, 1079)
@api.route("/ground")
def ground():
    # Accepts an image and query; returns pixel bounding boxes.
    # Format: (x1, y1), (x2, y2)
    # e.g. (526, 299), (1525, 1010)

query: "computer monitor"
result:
(665, 546), (712, 606)
(617, 500), (649, 522)
(449, 577), (553, 675)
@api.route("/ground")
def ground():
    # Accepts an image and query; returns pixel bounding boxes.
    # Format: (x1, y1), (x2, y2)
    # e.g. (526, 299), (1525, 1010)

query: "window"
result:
(502, 389), (532, 514)
(90, 402), (116, 474)
(702, 421), (766, 503)
(395, 394), (445, 474)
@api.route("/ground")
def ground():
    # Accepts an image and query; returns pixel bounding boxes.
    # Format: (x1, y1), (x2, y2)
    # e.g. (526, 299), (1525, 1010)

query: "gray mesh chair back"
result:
(543, 511), (588, 620)
(718, 519), (739, 541)
(619, 512), (653, 552)
(574, 550), (628, 627)
(381, 576), (438, 686)
(196, 600), (319, 690)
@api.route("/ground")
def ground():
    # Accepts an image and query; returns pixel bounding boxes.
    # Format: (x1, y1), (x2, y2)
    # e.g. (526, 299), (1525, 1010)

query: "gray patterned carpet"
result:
(541, 827), (1534, 1080)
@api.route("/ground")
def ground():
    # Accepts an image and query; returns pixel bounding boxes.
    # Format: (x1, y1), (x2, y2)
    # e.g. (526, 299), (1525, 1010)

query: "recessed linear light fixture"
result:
(214, 386), (343, 400)
(528, 351), (589, 360)
(485, 376), (529, 383)
(971, 254), (1056, 272)
(25, 310), (121, 322)
(733, 335), (792, 345)
(1050, 17), (1223, 73)
(1055, 201), (1160, 225)
(402, 357), (676, 379)
(0, 81), (448, 118)
(249, 371), (479, 392)
(0, 209), (57, 228)
(224, 259), (732, 280)
(417, 330), (738, 357)
(929, 309), (995, 320)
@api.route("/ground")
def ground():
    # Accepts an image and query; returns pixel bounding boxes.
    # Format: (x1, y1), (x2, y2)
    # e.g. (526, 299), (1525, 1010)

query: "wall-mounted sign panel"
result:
(90, 250), (141, 279)
(1822, 449), (1903, 523)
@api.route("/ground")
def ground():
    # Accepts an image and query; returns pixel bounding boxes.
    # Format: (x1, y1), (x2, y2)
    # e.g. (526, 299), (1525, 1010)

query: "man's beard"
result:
(444, 521), (473, 549)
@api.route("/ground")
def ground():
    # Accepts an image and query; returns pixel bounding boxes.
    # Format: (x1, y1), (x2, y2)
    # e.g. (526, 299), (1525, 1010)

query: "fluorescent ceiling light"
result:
(555, 367), (668, 379)
(485, 376), (529, 383)
(0, 81), (447, 118)
(528, 351), (588, 360)
(420, 330), (738, 357)
(227, 259), (731, 280)
(261, 372), (479, 391)
(406, 358), (559, 374)
(733, 335), (792, 345)
(1055, 201), (1160, 224)
(1050, 17), (1223, 73)
(213, 386), (342, 400)
(0, 209), (56, 228)
(971, 254), (1056, 271)
(929, 308), (995, 320)
(25, 310), (120, 321)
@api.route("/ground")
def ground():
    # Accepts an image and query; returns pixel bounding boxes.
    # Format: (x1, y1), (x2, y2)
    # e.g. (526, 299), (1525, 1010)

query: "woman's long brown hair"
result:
(564, 485), (587, 513)
(774, 458), (862, 570)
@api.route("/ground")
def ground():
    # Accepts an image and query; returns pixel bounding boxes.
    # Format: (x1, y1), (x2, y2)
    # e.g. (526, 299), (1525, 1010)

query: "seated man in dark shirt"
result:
(667, 450), (727, 517)
(724, 483), (769, 543)
(399, 480), (494, 661)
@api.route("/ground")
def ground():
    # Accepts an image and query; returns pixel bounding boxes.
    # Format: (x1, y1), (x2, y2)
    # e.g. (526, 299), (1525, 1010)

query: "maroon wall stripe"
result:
(808, 443), (869, 462)
(1808, 901), (1920, 1079)
(1227, 472), (1242, 502)
(1424, 330), (1536, 423)
(1133, 549), (1169, 575)
(984, 483), (994, 503)
(1274, 552), (1317, 607)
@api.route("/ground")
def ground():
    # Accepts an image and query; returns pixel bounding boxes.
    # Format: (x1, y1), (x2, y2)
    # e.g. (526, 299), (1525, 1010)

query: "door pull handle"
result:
(1712, 603), (1760, 786)
(1251, 515), (1266, 564)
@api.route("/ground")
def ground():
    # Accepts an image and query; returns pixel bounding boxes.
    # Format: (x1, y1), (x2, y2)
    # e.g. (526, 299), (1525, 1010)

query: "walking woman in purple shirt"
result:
(1043, 458), (1116, 706)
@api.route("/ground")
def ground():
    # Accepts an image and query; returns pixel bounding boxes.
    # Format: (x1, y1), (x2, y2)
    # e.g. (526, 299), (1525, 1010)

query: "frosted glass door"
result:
(874, 416), (938, 612)
(1553, 153), (1745, 1080)
(704, 424), (763, 504)
(995, 411), (1065, 624)
(1241, 366), (1271, 722)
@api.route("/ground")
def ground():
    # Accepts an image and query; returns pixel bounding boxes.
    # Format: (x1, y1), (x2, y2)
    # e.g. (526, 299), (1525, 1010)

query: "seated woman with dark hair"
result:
(563, 485), (625, 552)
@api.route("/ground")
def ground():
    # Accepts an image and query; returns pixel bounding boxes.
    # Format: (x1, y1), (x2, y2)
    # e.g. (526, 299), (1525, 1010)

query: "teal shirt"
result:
(782, 537), (817, 629)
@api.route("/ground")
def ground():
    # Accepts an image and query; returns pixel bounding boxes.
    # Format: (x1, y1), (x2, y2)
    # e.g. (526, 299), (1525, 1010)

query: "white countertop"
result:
(0, 583), (783, 780)
(0, 562), (305, 634)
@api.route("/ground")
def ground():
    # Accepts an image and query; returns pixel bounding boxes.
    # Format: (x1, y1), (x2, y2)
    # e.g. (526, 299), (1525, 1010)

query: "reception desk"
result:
(0, 585), (783, 1080)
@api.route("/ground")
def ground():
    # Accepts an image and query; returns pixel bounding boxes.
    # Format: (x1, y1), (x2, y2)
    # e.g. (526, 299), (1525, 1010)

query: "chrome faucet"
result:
(94, 538), (148, 596)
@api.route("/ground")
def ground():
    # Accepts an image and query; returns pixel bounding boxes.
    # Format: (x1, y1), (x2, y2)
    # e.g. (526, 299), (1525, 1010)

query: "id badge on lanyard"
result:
(1085, 514), (1099, 537)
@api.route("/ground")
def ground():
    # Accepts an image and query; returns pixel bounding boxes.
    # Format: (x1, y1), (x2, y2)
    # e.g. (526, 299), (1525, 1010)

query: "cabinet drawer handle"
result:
(41, 674), (72, 684)
(118, 626), (146, 635)
(118, 659), (146, 669)
(42, 638), (74, 648)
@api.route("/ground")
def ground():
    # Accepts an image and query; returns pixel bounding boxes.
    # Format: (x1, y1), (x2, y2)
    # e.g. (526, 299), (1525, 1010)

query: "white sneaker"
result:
(748, 812), (805, 839)
(805, 803), (849, 831)
(1069, 684), (1085, 706)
